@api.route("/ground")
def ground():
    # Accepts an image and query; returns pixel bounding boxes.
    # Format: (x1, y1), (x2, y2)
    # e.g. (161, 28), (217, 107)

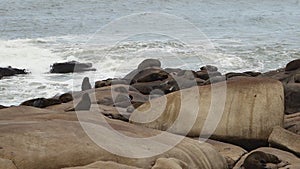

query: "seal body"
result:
(81, 77), (92, 91)
(243, 151), (281, 169)
(67, 93), (91, 111)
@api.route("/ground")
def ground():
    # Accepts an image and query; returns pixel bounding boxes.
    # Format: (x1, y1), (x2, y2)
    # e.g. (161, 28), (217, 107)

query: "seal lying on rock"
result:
(66, 93), (91, 111)
(81, 77), (92, 91)
(21, 98), (61, 108)
(242, 151), (281, 169)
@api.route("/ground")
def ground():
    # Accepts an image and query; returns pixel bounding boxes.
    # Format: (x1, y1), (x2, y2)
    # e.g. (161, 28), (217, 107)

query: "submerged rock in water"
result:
(50, 61), (96, 73)
(0, 66), (27, 79)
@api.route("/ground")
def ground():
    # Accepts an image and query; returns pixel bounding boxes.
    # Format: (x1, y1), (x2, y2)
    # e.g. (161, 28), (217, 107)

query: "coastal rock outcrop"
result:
(137, 58), (161, 70)
(21, 98), (61, 108)
(285, 59), (300, 71)
(0, 106), (227, 169)
(130, 77), (284, 149)
(50, 61), (96, 73)
(0, 66), (27, 78)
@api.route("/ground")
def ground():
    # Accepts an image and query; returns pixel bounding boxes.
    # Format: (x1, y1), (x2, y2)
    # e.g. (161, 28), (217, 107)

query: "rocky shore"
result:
(1, 59), (300, 169)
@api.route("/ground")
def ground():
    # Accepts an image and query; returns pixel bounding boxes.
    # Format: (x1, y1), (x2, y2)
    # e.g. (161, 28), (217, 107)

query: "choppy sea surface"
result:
(0, 0), (300, 106)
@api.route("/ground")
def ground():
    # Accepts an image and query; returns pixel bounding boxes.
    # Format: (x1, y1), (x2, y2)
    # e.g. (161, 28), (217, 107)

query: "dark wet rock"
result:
(180, 70), (197, 80)
(225, 72), (251, 79)
(164, 68), (182, 74)
(81, 77), (92, 91)
(243, 71), (261, 77)
(204, 76), (226, 85)
(113, 101), (132, 108)
(59, 93), (73, 103)
(294, 74), (300, 83)
(131, 82), (156, 95)
(114, 94), (131, 103)
(284, 83), (300, 114)
(284, 112), (300, 135)
(128, 91), (149, 108)
(259, 68), (293, 84)
(0, 105), (8, 109)
(113, 86), (128, 93)
(285, 59), (300, 71)
(103, 113), (129, 122)
(52, 93), (73, 103)
(50, 61), (96, 73)
(195, 70), (222, 80)
(97, 97), (114, 106)
(0, 66), (27, 78)
(173, 77), (198, 89)
(137, 59), (161, 70)
(95, 78), (128, 88)
(131, 68), (169, 84)
(21, 98), (61, 108)
(200, 65), (218, 72)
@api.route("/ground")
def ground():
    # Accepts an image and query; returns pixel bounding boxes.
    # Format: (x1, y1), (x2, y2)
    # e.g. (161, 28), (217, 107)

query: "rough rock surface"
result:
(50, 61), (96, 73)
(204, 139), (247, 169)
(268, 126), (300, 157)
(284, 112), (300, 135)
(130, 77), (284, 149)
(0, 66), (27, 78)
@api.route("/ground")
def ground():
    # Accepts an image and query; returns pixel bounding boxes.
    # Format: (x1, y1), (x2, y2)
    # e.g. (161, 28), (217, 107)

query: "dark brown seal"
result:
(243, 151), (281, 169)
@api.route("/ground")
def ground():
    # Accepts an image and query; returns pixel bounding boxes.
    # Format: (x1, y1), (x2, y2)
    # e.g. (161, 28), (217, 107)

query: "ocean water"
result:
(0, 0), (300, 106)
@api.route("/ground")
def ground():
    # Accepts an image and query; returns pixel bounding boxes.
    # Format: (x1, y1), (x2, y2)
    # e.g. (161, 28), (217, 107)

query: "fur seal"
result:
(81, 77), (92, 91)
(66, 93), (91, 111)
(243, 151), (281, 169)
(22, 98), (61, 108)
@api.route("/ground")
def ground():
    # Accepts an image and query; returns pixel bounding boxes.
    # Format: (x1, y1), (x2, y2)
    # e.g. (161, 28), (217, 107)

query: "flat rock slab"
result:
(0, 106), (227, 169)
(268, 126), (300, 157)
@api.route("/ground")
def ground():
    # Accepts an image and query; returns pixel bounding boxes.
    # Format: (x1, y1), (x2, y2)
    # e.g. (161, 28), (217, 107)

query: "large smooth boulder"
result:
(0, 106), (227, 169)
(130, 77), (284, 149)
(50, 61), (96, 73)
(268, 126), (300, 157)
(138, 59), (161, 70)
(286, 59), (300, 71)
